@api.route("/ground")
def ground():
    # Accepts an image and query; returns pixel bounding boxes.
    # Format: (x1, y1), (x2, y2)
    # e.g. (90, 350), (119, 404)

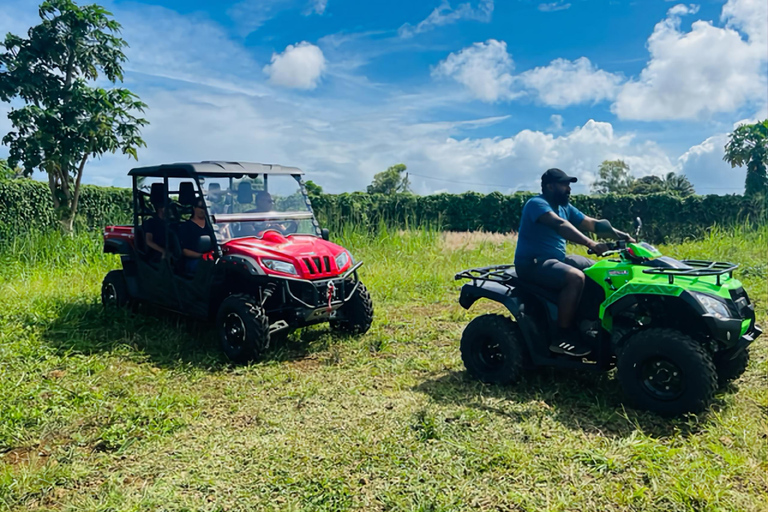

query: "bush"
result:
(1, 179), (764, 243)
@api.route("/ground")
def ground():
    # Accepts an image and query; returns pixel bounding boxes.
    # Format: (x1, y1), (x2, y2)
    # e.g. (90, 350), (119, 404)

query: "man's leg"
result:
(519, 259), (591, 357)
(557, 267), (585, 331)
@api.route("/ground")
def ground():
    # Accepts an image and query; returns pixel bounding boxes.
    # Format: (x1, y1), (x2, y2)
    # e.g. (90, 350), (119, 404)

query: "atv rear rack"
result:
(643, 260), (738, 285)
(454, 265), (516, 283)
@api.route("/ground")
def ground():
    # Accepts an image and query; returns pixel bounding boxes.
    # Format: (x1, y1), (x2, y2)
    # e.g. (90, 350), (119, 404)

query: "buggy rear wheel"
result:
(101, 270), (130, 309)
(617, 328), (717, 416)
(460, 314), (528, 385)
(216, 294), (270, 363)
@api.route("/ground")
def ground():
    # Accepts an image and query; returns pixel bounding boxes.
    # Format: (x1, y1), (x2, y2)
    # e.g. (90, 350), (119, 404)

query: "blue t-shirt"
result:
(514, 195), (586, 265)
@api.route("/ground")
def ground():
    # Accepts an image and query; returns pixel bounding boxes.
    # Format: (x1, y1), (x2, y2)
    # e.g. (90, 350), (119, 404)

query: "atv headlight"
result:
(261, 259), (298, 275)
(693, 292), (731, 319)
(335, 251), (350, 269)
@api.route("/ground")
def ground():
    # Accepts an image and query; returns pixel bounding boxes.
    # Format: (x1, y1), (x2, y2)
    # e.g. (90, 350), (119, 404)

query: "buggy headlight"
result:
(261, 259), (298, 275)
(693, 292), (731, 319)
(335, 251), (350, 269)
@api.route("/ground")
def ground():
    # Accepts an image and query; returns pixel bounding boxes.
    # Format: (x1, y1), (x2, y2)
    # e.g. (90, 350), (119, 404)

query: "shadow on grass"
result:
(37, 299), (337, 371)
(414, 369), (719, 438)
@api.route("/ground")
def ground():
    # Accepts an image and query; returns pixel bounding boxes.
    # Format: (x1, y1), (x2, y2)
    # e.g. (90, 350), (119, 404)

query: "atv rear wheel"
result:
(102, 270), (130, 309)
(216, 294), (270, 363)
(617, 328), (717, 416)
(330, 282), (374, 335)
(714, 348), (750, 387)
(460, 314), (528, 385)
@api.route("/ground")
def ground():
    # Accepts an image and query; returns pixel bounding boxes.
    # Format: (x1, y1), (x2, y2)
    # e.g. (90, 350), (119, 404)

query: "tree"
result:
(724, 120), (768, 197)
(628, 175), (665, 195)
(592, 160), (633, 194)
(0, 157), (23, 180)
(663, 172), (695, 197)
(0, 0), (148, 231)
(367, 163), (411, 195)
(304, 180), (323, 195)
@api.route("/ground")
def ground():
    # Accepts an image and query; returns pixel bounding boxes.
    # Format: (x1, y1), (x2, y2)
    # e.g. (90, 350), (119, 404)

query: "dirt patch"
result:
(1, 447), (50, 468)
(441, 231), (518, 251)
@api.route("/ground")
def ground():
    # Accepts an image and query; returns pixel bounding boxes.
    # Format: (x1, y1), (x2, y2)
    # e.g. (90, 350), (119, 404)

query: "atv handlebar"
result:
(587, 240), (626, 256)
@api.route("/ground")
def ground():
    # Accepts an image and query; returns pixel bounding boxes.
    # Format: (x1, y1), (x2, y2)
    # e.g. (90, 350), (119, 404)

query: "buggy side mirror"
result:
(197, 235), (213, 253)
(321, 228), (330, 241)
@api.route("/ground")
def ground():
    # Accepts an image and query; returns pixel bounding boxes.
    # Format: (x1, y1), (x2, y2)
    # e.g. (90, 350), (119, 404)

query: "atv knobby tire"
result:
(216, 294), (270, 363)
(617, 328), (717, 416)
(330, 281), (374, 335)
(714, 348), (750, 387)
(102, 270), (130, 309)
(460, 314), (528, 385)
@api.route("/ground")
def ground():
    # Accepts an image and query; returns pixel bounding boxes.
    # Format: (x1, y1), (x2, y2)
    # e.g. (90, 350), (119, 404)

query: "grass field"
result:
(1, 225), (766, 511)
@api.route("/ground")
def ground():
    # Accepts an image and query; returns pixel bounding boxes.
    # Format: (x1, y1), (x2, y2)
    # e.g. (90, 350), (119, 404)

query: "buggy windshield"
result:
(199, 173), (319, 241)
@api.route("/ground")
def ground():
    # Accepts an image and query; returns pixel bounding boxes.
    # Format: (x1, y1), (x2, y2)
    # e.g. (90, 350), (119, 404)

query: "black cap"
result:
(541, 168), (577, 185)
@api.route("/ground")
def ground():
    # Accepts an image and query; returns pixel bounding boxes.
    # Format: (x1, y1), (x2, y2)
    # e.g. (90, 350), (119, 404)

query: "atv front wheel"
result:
(714, 348), (750, 387)
(102, 270), (130, 309)
(216, 294), (270, 363)
(617, 328), (717, 416)
(460, 314), (528, 385)
(330, 282), (374, 335)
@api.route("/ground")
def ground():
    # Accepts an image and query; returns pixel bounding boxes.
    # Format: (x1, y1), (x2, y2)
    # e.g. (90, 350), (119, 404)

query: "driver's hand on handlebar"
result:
(587, 241), (611, 256)
(616, 230), (636, 243)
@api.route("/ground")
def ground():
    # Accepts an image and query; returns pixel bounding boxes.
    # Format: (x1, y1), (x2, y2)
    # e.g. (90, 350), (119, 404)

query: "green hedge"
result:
(0, 179), (131, 239)
(1, 179), (765, 243)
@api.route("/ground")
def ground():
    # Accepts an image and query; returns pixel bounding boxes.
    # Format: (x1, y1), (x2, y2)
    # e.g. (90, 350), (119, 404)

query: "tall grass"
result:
(0, 222), (765, 511)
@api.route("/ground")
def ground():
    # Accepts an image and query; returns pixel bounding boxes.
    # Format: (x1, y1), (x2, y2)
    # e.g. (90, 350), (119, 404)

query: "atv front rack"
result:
(643, 260), (738, 285)
(454, 265), (516, 283)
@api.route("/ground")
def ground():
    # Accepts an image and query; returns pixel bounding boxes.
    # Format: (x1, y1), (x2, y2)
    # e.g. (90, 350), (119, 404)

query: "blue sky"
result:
(0, 0), (766, 194)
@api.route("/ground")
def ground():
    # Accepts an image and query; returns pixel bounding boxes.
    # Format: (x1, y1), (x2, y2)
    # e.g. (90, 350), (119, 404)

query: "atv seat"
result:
(503, 268), (561, 304)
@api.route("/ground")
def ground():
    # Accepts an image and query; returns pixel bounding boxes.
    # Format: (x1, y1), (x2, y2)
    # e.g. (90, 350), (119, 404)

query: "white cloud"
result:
(520, 57), (623, 107)
(612, 1), (767, 120)
(722, 0), (767, 48)
(677, 133), (746, 194)
(549, 114), (563, 131)
(432, 39), (518, 102)
(307, 0), (328, 15)
(399, 0), (494, 38)
(226, 0), (293, 37)
(538, 2), (571, 12)
(263, 42), (326, 90)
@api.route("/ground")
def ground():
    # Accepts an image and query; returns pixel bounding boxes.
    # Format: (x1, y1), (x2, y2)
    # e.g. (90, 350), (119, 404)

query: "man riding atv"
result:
(515, 168), (634, 357)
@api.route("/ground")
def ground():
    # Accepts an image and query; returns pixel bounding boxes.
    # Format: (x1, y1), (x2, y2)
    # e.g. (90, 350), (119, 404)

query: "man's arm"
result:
(537, 212), (609, 255)
(579, 216), (635, 242)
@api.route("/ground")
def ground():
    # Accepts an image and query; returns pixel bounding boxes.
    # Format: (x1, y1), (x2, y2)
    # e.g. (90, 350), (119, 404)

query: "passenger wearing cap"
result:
(514, 168), (634, 357)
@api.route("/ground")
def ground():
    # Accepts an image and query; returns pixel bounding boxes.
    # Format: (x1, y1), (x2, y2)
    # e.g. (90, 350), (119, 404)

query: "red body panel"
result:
(105, 224), (351, 279)
(222, 231), (351, 279)
(104, 225), (135, 246)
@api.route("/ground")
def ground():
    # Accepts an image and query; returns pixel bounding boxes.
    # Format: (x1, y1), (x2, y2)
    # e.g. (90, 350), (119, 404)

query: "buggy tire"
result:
(460, 314), (528, 385)
(714, 348), (750, 387)
(216, 294), (270, 363)
(102, 270), (130, 309)
(330, 282), (374, 335)
(617, 328), (717, 417)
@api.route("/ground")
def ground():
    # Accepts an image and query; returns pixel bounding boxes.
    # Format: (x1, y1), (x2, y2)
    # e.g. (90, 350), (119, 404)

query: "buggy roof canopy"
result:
(128, 161), (304, 178)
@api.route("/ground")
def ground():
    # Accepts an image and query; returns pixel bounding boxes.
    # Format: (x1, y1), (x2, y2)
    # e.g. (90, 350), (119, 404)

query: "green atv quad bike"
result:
(455, 219), (761, 417)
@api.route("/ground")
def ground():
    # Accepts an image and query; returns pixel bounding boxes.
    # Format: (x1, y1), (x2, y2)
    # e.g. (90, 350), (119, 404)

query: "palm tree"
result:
(663, 172), (695, 197)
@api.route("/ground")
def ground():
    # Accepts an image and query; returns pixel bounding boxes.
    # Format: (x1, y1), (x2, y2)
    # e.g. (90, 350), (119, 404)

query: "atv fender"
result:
(220, 255), (265, 276)
(459, 282), (548, 359)
(459, 281), (521, 316)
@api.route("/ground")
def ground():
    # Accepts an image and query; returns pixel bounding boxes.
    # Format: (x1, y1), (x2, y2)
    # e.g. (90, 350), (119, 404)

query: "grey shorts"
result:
(516, 255), (595, 290)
